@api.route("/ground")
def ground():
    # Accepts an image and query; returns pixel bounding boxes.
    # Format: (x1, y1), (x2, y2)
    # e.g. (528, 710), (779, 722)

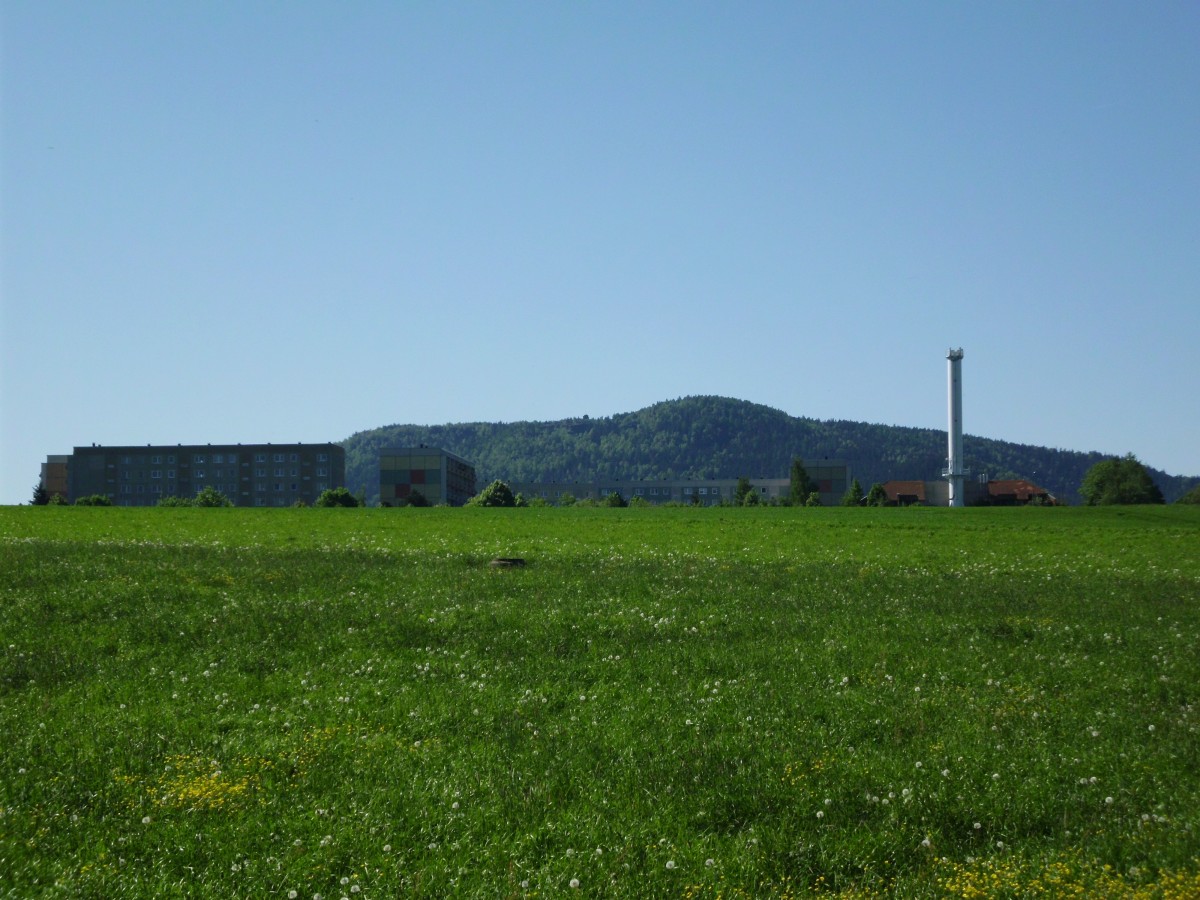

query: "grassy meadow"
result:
(1, 505), (1198, 898)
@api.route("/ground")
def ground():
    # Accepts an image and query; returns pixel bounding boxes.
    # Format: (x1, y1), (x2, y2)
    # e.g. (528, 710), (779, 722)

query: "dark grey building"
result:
(65, 443), (345, 507)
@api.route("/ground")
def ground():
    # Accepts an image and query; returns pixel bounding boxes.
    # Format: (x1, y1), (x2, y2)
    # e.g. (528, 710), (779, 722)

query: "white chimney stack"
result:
(945, 348), (965, 507)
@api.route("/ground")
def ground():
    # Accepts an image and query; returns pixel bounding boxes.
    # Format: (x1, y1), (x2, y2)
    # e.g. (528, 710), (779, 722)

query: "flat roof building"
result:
(63, 443), (345, 507)
(510, 460), (851, 506)
(380, 447), (477, 507)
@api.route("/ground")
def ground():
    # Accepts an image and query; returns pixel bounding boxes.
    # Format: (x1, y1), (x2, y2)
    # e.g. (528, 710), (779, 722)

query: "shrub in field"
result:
(865, 482), (889, 506)
(156, 495), (193, 507)
(315, 487), (360, 507)
(192, 486), (233, 507)
(466, 480), (517, 507)
(73, 494), (112, 506)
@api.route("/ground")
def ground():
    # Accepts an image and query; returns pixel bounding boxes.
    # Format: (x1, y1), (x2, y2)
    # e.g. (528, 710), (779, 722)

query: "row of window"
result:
(116, 452), (332, 465)
(119, 467), (330, 480)
(117, 482), (330, 496)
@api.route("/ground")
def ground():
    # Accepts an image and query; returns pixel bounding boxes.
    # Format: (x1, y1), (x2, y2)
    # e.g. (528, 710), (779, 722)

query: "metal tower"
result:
(943, 348), (966, 507)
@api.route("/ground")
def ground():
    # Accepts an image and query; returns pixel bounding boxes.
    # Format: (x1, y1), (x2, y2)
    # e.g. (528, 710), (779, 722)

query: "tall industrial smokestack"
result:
(944, 348), (965, 507)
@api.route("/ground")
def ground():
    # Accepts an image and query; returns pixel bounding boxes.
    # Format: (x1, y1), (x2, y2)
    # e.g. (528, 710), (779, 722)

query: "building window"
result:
(317, 467), (327, 476)
(273, 453), (285, 463)
(167, 455), (175, 464)
(254, 497), (265, 507)
(289, 453), (298, 462)
(255, 453), (266, 463)
(167, 470), (175, 479)
(255, 483), (265, 493)
(152, 484), (162, 494)
(255, 468), (266, 477)
(194, 455), (205, 464)
(274, 468), (284, 477)
(151, 455), (162, 464)
(290, 468), (298, 477)
(213, 454), (224, 464)
(151, 470), (161, 479)
(317, 453), (328, 462)
(316, 483), (327, 492)
(273, 483), (283, 492)
(291, 483), (299, 491)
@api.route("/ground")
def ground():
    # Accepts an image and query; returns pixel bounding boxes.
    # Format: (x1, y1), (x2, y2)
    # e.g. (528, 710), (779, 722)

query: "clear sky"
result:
(3, 2), (1197, 504)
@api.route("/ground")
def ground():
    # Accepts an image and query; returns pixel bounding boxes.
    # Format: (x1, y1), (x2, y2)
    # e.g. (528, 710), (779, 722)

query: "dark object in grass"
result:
(490, 558), (526, 568)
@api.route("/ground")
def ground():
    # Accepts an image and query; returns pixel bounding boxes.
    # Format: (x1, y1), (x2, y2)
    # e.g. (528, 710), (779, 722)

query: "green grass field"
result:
(2, 506), (1198, 898)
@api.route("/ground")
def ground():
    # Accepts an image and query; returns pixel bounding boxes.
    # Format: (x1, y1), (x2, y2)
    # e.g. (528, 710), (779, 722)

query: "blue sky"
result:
(3, 2), (1197, 504)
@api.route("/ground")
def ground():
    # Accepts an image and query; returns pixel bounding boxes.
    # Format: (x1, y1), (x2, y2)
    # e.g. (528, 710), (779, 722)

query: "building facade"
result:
(380, 447), (477, 507)
(39, 455), (70, 501)
(63, 443), (345, 507)
(510, 460), (851, 507)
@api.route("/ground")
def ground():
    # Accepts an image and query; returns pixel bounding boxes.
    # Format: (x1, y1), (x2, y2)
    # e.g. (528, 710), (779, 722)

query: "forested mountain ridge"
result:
(341, 396), (1197, 505)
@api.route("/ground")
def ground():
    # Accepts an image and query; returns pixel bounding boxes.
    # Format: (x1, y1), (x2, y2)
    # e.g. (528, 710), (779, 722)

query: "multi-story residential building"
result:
(510, 460), (851, 506)
(39, 455), (70, 501)
(379, 447), (477, 507)
(61, 443), (345, 507)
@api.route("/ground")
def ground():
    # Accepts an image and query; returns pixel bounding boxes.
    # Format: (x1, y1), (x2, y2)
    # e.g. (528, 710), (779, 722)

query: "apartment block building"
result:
(63, 443), (345, 507)
(379, 447), (477, 507)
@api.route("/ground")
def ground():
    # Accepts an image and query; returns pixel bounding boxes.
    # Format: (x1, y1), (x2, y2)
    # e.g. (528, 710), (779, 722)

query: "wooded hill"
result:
(341, 396), (1197, 506)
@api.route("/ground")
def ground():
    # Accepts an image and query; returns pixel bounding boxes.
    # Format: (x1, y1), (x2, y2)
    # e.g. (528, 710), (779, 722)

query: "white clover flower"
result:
(705, 858), (715, 867)
(141, 816), (151, 825)
(569, 878), (580, 889)
(816, 810), (824, 819)
(666, 860), (676, 870)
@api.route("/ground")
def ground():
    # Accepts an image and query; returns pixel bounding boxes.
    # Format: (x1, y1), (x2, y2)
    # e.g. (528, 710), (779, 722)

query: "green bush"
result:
(466, 480), (517, 507)
(74, 494), (112, 506)
(315, 487), (360, 508)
